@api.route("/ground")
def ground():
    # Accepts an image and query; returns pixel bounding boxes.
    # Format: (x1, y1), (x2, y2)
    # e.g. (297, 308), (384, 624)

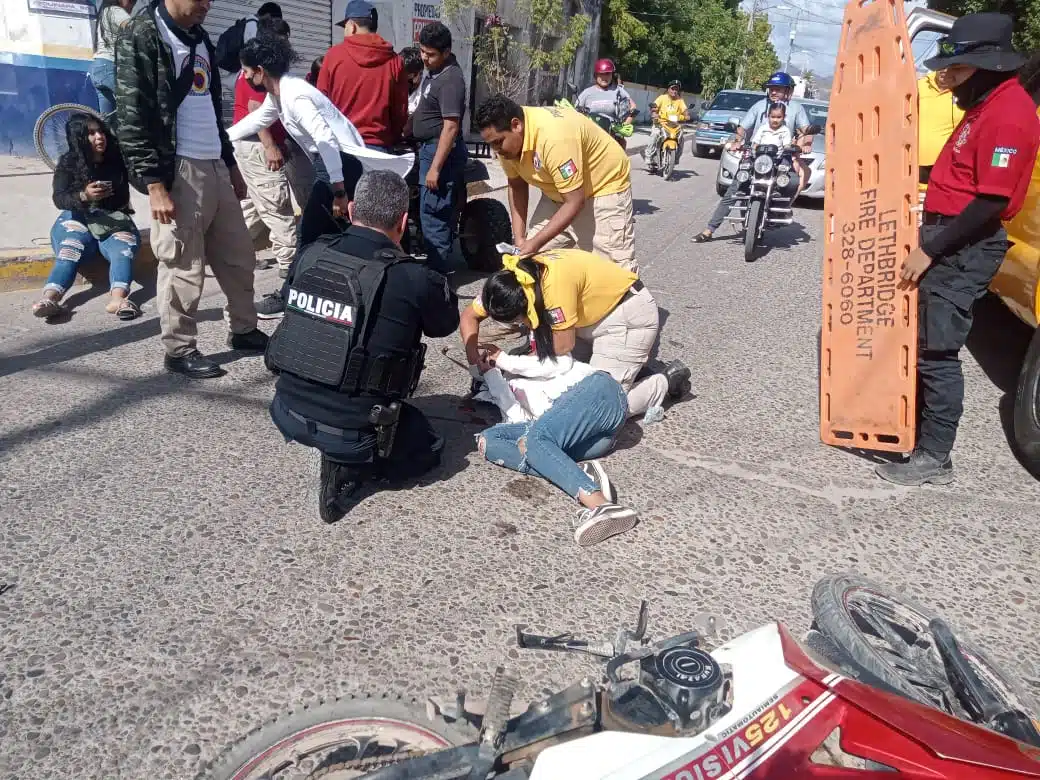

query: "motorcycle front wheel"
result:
(811, 574), (1038, 728)
(743, 200), (762, 262)
(206, 694), (476, 780)
(662, 147), (675, 181)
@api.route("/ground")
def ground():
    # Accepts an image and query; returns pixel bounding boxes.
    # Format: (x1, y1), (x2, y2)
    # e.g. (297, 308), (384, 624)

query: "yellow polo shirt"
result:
(472, 248), (638, 330)
(919, 72), (964, 168)
(653, 94), (687, 120)
(499, 106), (631, 203)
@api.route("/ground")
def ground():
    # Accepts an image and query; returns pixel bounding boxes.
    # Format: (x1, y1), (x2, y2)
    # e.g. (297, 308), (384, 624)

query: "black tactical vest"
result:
(266, 238), (426, 398)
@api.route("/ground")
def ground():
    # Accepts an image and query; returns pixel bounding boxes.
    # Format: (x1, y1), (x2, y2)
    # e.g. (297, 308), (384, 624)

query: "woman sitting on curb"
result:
(473, 256), (638, 547)
(34, 113), (140, 321)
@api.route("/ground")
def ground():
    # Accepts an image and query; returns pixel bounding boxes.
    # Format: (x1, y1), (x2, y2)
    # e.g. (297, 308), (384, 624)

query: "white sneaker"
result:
(579, 460), (617, 503)
(572, 504), (639, 547)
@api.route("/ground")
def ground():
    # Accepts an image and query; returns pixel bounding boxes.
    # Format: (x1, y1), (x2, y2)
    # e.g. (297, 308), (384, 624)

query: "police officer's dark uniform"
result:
(267, 200), (460, 521)
(877, 13), (1040, 486)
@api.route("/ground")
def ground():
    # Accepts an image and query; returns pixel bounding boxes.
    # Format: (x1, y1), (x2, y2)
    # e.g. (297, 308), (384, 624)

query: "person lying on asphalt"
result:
(36, 113), (142, 322)
(459, 249), (691, 422)
(474, 332), (638, 547)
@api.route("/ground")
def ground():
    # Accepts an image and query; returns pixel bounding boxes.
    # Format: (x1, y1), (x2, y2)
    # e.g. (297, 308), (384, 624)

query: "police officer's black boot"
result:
(318, 455), (363, 524)
(875, 449), (954, 487)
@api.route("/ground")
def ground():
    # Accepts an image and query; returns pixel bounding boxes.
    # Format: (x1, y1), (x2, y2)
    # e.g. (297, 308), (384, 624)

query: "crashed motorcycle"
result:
(208, 573), (1040, 779)
(646, 113), (685, 180)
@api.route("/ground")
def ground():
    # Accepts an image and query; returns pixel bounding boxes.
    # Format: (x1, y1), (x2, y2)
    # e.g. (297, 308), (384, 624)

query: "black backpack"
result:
(215, 16), (254, 73)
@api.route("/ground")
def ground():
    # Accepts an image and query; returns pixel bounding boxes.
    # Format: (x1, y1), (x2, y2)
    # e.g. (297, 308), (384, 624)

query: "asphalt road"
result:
(2, 149), (1040, 779)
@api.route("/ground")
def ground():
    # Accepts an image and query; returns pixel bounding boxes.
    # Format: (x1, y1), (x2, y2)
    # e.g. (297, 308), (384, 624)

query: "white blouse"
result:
(228, 75), (414, 184)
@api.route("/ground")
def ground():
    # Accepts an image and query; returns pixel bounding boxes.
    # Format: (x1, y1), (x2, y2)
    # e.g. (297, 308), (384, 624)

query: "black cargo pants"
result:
(916, 223), (1008, 457)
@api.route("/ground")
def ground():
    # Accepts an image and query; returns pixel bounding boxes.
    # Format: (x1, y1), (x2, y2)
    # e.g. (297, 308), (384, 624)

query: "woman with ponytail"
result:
(460, 247), (689, 422)
(471, 253), (638, 547)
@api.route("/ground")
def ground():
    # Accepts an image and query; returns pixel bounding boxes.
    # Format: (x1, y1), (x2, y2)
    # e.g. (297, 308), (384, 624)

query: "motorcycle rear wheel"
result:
(743, 200), (762, 262)
(811, 574), (1038, 727)
(206, 694), (476, 780)
(662, 148), (675, 181)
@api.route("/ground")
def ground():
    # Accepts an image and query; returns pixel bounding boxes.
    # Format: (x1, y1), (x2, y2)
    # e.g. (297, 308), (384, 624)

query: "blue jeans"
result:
(419, 136), (467, 274)
(90, 58), (117, 116)
(47, 212), (138, 294)
(479, 371), (628, 499)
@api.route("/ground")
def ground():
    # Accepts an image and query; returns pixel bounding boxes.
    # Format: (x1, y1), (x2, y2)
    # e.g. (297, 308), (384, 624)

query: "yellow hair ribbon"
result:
(502, 254), (540, 329)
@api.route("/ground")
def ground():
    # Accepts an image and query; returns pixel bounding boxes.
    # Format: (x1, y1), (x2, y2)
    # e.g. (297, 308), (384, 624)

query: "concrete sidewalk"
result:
(0, 127), (655, 292)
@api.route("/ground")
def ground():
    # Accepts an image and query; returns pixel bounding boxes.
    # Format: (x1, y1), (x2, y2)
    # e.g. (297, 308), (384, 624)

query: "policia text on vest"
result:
(267, 225), (461, 512)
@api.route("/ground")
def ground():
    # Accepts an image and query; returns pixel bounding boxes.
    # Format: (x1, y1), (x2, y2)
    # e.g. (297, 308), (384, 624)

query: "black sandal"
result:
(116, 299), (141, 321)
(693, 231), (713, 243)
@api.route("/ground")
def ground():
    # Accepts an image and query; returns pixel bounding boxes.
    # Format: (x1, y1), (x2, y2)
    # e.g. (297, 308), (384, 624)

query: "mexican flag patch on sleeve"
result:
(991, 146), (1017, 168)
(558, 159), (578, 180)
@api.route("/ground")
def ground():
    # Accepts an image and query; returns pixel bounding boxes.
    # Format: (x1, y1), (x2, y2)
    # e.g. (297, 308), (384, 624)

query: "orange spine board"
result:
(820, 0), (919, 453)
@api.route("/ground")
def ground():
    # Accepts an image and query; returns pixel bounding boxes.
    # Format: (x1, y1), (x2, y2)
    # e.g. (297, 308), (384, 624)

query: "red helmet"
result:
(594, 59), (616, 75)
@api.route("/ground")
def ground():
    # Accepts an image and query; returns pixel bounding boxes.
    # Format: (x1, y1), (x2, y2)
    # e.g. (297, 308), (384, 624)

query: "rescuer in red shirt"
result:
(876, 13), (1040, 486)
(318, 0), (409, 151)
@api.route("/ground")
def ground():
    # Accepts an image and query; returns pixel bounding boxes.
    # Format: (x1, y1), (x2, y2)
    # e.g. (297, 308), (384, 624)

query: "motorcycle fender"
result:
(663, 140), (678, 150)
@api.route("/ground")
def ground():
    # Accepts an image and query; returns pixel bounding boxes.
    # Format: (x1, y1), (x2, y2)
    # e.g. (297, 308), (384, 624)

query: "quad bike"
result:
(646, 113), (685, 180)
(207, 573), (1040, 779)
(400, 144), (512, 272)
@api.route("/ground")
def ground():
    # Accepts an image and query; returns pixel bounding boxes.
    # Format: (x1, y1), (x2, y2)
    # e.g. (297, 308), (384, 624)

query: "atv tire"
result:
(460, 198), (512, 272)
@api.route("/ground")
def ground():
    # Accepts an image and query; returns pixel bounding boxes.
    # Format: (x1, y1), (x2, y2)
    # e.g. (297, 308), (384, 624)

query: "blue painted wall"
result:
(0, 54), (100, 157)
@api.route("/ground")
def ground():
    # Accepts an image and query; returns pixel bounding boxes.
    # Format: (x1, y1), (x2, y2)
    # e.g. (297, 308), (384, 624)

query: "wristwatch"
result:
(332, 189), (346, 199)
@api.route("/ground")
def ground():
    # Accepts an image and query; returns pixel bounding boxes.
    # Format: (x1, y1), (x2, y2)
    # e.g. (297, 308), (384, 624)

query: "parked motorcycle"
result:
(728, 141), (800, 262)
(207, 573), (1040, 779)
(647, 113), (685, 180)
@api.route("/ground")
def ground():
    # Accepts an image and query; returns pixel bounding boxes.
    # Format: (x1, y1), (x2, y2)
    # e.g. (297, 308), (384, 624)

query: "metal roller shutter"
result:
(202, 0), (331, 121)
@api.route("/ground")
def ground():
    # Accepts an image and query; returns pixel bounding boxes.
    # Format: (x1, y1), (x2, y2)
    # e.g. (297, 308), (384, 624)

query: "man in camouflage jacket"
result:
(115, 0), (268, 379)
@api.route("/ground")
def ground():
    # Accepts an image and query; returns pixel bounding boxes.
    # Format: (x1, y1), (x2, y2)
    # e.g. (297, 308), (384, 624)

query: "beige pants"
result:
(528, 187), (637, 272)
(234, 139), (299, 270)
(151, 157), (258, 358)
(577, 286), (667, 417)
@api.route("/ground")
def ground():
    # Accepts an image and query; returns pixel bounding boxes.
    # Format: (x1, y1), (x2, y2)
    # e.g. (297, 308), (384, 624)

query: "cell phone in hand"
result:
(96, 180), (113, 192)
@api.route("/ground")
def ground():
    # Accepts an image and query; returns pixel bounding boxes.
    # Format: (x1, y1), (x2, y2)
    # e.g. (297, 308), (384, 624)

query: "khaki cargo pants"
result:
(528, 187), (637, 272)
(577, 286), (667, 417)
(151, 157), (258, 358)
(235, 139), (298, 271)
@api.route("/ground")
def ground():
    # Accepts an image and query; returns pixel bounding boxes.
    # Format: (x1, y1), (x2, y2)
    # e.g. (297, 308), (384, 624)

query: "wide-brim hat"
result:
(924, 12), (1026, 72)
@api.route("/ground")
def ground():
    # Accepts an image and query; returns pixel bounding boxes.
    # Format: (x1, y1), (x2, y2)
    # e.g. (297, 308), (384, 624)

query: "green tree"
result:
(599, 0), (778, 95)
(444, 0), (589, 101)
(927, 0), (1040, 51)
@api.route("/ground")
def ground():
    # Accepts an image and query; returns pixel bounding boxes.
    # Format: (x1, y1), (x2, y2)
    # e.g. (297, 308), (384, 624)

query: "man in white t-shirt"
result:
(116, 0), (267, 379)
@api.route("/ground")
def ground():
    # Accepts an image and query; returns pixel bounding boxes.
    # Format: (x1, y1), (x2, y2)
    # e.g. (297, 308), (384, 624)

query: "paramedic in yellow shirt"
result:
(647, 80), (690, 168)
(475, 94), (637, 272)
(918, 69), (964, 185)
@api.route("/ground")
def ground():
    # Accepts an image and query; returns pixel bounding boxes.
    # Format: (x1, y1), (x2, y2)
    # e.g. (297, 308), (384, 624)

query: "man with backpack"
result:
(215, 1), (282, 73)
(115, 0), (267, 378)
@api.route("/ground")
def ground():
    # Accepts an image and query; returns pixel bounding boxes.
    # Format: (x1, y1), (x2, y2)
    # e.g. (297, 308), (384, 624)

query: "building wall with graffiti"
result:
(1, 0), (99, 156)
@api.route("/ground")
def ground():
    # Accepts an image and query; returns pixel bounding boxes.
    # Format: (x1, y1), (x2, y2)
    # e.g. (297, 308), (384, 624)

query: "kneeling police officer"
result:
(268, 170), (460, 522)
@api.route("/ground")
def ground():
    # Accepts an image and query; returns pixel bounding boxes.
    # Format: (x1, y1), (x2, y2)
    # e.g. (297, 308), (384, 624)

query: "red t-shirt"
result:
(233, 71), (288, 148)
(925, 78), (1040, 220)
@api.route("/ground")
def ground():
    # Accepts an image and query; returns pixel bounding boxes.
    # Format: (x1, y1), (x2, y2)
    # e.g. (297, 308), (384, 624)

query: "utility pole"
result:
(734, 0), (757, 90)
(784, 9), (800, 72)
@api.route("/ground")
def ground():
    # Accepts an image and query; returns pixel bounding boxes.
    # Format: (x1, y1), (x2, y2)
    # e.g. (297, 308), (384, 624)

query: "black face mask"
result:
(952, 68), (1013, 109)
(250, 74), (268, 93)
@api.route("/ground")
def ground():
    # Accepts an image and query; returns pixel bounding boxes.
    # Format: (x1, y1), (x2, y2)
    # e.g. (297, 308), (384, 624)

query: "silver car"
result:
(715, 99), (829, 200)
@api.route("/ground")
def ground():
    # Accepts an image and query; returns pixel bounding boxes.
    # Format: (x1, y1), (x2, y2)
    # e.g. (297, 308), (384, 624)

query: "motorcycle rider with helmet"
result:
(576, 59), (637, 147)
(694, 71), (815, 242)
(646, 80), (690, 169)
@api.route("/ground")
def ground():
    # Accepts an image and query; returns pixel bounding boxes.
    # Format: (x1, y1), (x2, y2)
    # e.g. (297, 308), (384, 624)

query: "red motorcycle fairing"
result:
(654, 625), (1040, 780)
